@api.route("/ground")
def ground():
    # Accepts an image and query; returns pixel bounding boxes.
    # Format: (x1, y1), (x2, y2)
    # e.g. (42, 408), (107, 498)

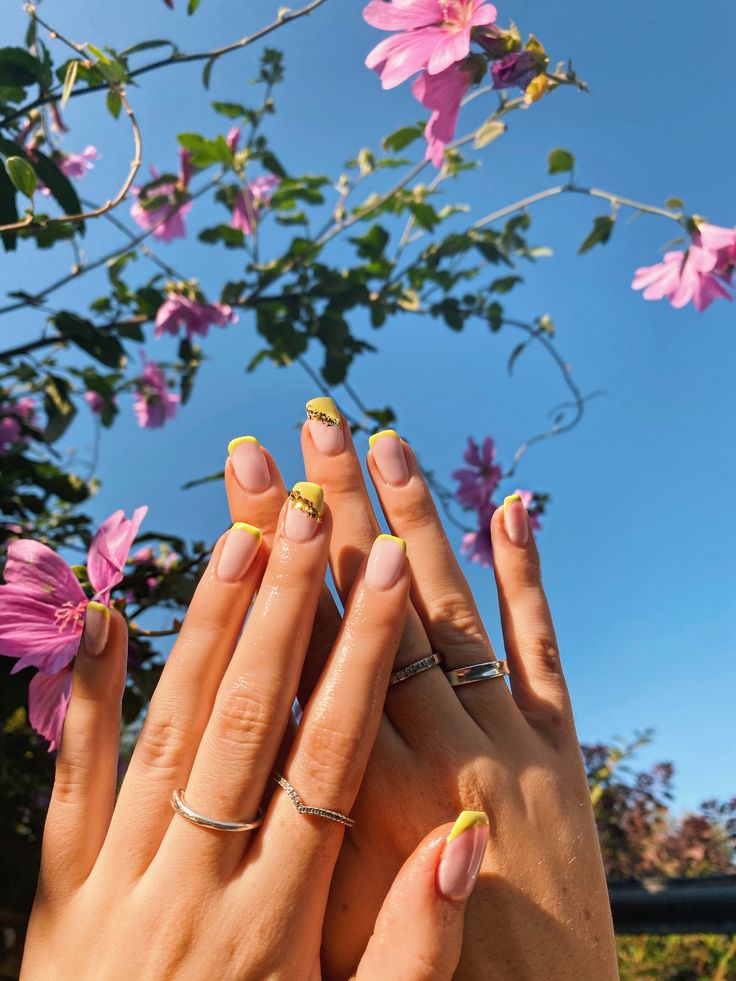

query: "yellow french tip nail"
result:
(376, 533), (406, 553)
(503, 494), (522, 512)
(306, 396), (342, 427)
(230, 522), (262, 542)
(86, 600), (110, 618)
(289, 481), (325, 521)
(447, 810), (489, 843)
(369, 429), (400, 449)
(228, 435), (259, 456)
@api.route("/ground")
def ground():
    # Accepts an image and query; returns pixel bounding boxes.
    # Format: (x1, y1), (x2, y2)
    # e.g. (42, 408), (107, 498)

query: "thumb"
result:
(355, 811), (490, 981)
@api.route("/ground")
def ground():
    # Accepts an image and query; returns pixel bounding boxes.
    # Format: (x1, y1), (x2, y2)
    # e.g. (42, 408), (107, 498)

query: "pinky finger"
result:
(491, 497), (571, 722)
(40, 604), (127, 897)
(356, 812), (489, 981)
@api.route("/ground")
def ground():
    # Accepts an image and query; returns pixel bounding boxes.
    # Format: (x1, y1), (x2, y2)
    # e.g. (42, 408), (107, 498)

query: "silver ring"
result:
(274, 773), (355, 828)
(445, 660), (510, 687)
(389, 652), (442, 686)
(171, 789), (264, 832)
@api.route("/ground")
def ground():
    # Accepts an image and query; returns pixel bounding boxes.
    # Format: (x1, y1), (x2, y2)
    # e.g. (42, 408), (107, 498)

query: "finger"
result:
(164, 483), (331, 866)
(225, 432), (341, 705)
(261, 534), (410, 885)
(301, 398), (442, 684)
(40, 604), (126, 896)
(105, 523), (265, 873)
(366, 430), (492, 669)
(491, 497), (572, 723)
(356, 812), (490, 981)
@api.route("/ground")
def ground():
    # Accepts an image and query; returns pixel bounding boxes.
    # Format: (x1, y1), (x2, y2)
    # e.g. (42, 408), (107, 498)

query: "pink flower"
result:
(364, 0), (496, 89)
(154, 294), (238, 341)
(0, 506), (146, 749)
(85, 391), (105, 415)
(226, 127), (241, 153)
(130, 150), (193, 242)
(453, 436), (502, 511)
(133, 355), (180, 429)
(231, 174), (281, 235)
(460, 502), (497, 567)
(411, 63), (471, 166)
(0, 416), (21, 456)
(632, 223), (736, 312)
(58, 145), (99, 179)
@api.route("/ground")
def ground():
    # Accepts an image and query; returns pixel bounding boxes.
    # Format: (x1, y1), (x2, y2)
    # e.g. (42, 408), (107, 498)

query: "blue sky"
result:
(2, 0), (735, 811)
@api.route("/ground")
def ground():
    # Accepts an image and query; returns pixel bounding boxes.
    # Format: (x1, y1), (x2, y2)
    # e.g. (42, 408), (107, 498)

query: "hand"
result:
(225, 402), (619, 981)
(22, 489), (486, 980)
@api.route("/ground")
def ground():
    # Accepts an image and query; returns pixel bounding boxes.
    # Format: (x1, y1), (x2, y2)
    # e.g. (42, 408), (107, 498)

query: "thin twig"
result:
(2, 0), (327, 129)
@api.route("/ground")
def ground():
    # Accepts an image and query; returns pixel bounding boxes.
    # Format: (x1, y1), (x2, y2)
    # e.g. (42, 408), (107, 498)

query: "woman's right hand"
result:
(21, 484), (486, 980)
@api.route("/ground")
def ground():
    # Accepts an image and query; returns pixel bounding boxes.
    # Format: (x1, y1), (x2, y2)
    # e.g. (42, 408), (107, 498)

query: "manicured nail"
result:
(306, 396), (344, 456)
(285, 481), (324, 543)
(437, 811), (489, 902)
(81, 601), (110, 658)
(365, 534), (406, 590)
(369, 430), (410, 487)
(503, 494), (529, 547)
(217, 523), (262, 583)
(228, 436), (270, 493)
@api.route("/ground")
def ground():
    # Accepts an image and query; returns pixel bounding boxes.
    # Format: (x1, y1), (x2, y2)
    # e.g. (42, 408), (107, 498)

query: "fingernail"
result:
(503, 494), (529, 547)
(369, 430), (410, 487)
(306, 396), (344, 456)
(81, 601), (110, 658)
(437, 811), (489, 902)
(365, 534), (406, 590)
(285, 481), (324, 543)
(217, 523), (262, 583)
(228, 436), (270, 493)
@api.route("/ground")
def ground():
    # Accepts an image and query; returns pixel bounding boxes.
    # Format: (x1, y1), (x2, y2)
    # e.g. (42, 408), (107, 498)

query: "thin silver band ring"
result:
(274, 773), (355, 828)
(389, 652), (442, 686)
(171, 788), (264, 832)
(445, 660), (510, 687)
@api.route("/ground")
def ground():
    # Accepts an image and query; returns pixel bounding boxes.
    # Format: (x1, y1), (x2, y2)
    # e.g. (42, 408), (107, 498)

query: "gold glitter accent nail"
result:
(288, 481), (325, 522)
(306, 396), (342, 428)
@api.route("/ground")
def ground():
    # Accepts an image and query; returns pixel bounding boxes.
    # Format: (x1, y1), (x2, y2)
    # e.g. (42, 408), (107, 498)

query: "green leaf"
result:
(53, 312), (126, 368)
(490, 275), (522, 294)
(578, 214), (616, 254)
(43, 374), (77, 443)
(474, 119), (506, 149)
(508, 341), (527, 375)
(548, 147), (575, 175)
(0, 160), (19, 251)
(0, 47), (44, 87)
(60, 59), (79, 109)
(202, 56), (217, 89)
(0, 137), (84, 225)
(106, 88), (122, 119)
(382, 124), (424, 154)
(5, 156), (36, 199)
(212, 100), (249, 119)
(666, 197), (684, 211)
(198, 224), (246, 248)
(177, 132), (232, 166)
(121, 39), (178, 57)
(188, 0), (202, 13)
(182, 469), (225, 491)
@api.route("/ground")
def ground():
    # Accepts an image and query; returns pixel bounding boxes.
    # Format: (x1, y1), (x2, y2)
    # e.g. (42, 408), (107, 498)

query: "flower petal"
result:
(29, 667), (73, 751)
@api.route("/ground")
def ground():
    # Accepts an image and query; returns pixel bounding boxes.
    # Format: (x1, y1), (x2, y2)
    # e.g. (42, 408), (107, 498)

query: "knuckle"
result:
(52, 756), (88, 806)
(135, 711), (191, 774)
(425, 591), (486, 645)
(212, 679), (279, 757)
(299, 717), (363, 789)
(521, 632), (562, 673)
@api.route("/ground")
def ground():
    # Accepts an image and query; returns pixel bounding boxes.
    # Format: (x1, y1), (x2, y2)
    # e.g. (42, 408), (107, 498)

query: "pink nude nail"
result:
(437, 812), (489, 902)
(369, 430), (410, 487)
(365, 535), (406, 590)
(228, 436), (270, 493)
(217, 524), (262, 583)
(80, 601), (110, 658)
(503, 494), (529, 547)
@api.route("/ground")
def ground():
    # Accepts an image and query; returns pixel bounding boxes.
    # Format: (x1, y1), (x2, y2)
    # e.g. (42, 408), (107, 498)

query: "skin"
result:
(225, 418), (619, 981)
(21, 497), (478, 981)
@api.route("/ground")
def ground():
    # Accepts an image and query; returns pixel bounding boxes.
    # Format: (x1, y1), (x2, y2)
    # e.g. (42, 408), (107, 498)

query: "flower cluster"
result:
(130, 149), (194, 243)
(0, 397), (37, 456)
(632, 222), (736, 312)
(453, 436), (541, 566)
(0, 507), (146, 750)
(133, 354), (181, 429)
(363, 0), (549, 165)
(155, 288), (238, 341)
